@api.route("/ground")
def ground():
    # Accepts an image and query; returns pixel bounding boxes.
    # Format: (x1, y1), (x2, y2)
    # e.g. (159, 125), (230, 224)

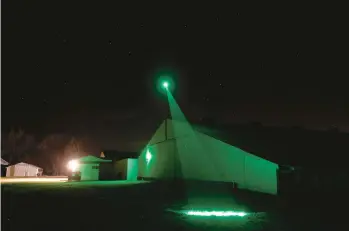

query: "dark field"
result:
(2, 180), (348, 231)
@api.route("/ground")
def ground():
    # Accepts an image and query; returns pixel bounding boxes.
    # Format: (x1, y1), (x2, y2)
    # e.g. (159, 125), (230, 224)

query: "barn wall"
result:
(99, 162), (117, 180)
(241, 154), (278, 195)
(126, 159), (138, 180)
(193, 133), (278, 195)
(6, 163), (40, 177)
(80, 163), (100, 181)
(148, 119), (193, 144)
(138, 139), (176, 179)
(138, 120), (279, 195)
(6, 166), (15, 177)
(148, 121), (167, 144)
(115, 159), (128, 179)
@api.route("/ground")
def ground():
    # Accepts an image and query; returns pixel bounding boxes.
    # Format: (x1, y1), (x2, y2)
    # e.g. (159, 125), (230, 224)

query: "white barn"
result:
(1, 158), (9, 165)
(138, 119), (279, 195)
(6, 162), (43, 177)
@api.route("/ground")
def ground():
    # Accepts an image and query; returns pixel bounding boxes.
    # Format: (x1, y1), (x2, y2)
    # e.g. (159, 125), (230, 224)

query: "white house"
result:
(138, 119), (279, 195)
(6, 162), (43, 177)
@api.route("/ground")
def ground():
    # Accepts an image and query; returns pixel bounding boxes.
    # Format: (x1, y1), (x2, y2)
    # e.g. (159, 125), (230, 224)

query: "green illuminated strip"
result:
(185, 210), (247, 217)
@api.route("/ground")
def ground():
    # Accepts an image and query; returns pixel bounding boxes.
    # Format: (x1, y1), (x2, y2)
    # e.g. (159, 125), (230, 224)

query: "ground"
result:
(1, 179), (348, 231)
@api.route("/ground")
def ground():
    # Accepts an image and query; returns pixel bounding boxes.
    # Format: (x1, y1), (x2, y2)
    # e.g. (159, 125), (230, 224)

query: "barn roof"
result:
(1, 158), (9, 165)
(78, 155), (112, 163)
(6, 162), (42, 169)
(100, 150), (139, 161)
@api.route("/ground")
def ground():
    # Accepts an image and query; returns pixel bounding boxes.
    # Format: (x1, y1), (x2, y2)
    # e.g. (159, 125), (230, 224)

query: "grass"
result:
(2, 180), (348, 231)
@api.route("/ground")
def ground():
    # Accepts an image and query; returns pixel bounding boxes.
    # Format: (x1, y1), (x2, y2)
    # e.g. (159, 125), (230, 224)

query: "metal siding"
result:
(6, 163), (40, 177)
(114, 159), (128, 180)
(139, 120), (279, 195)
(80, 163), (100, 181)
(126, 159), (138, 180)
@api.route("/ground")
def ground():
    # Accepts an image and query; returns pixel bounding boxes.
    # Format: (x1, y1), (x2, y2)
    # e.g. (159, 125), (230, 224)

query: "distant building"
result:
(99, 150), (138, 180)
(1, 158), (9, 166)
(100, 150), (138, 161)
(77, 155), (112, 181)
(1, 158), (9, 176)
(6, 162), (43, 177)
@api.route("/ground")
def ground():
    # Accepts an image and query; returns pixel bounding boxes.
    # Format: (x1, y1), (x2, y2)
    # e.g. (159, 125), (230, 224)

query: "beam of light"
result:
(165, 89), (239, 211)
(0, 177), (68, 183)
(166, 88), (279, 195)
(166, 89), (222, 181)
(185, 210), (247, 217)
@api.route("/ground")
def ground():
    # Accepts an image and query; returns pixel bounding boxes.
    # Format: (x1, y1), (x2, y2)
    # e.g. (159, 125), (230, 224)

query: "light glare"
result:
(146, 150), (152, 164)
(0, 177), (68, 183)
(67, 160), (79, 172)
(163, 82), (169, 89)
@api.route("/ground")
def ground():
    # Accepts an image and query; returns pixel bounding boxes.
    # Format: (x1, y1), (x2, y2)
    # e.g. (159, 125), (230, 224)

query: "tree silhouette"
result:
(64, 137), (83, 156)
(38, 134), (69, 175)
(4, 128), (25, 163)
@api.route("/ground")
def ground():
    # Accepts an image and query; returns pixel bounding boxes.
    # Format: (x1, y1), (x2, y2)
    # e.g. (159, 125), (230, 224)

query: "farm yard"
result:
(2, 179), (347, 231)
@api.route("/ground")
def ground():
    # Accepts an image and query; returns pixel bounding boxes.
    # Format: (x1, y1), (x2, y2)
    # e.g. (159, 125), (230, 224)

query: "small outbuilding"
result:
(78, 155), (112, 181)
(99, 150), (139, 180)
(6, 162), (43, 177)
(114, 158), (139, 180)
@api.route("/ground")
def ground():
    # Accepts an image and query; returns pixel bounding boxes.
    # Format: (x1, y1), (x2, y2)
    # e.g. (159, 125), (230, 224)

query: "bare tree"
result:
(38, 134), (69, 175)
(64, 136), (87, 159)
(5, 128), (25, 163)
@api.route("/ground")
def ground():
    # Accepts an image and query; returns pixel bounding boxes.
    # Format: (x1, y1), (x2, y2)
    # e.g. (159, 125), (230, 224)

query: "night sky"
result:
(2, 1), (349, 145)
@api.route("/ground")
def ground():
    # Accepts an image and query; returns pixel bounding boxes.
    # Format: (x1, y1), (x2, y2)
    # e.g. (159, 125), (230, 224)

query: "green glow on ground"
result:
(185, 210), (247, 217)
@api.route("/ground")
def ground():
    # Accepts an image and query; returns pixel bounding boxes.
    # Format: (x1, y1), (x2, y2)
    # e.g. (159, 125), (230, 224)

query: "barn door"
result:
(91, 164), (99, 180)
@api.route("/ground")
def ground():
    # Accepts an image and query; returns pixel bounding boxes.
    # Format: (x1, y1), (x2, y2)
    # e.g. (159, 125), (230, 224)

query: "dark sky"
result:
(2, 1), (349, 140)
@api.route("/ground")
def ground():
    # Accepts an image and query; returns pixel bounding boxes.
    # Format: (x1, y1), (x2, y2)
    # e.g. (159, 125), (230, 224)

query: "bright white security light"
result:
(67, 160), (79, 172)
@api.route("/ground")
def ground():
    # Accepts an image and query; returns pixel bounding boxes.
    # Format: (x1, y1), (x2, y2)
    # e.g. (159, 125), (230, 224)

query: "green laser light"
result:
(162, 81), (169, 89)
(185, 210), (247, 217)
(146, 150), (152, 164)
